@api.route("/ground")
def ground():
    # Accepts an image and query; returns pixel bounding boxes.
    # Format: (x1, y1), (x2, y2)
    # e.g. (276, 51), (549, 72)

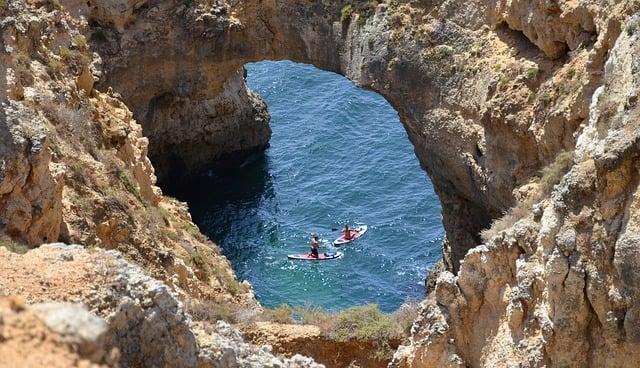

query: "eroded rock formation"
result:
(85, 0), (627, 272)
(0, 295), (113, 368)
(241, 321), (401, 368)
(4, 0), (640, 366)
(0, 0), (258, 307)
(392, 10), (640, 368)
(0, 244), (323, 367)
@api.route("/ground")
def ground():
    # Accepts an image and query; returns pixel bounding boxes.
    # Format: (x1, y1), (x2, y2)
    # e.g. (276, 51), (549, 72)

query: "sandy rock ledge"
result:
(0, 244), (322, 368)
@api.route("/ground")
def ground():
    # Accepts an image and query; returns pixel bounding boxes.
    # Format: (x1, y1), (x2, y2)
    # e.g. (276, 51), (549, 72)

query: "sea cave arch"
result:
(87, 0), (545, 272)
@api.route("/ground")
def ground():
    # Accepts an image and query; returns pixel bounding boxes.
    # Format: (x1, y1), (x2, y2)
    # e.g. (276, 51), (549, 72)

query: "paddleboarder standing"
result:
(309, 234), (320, 258)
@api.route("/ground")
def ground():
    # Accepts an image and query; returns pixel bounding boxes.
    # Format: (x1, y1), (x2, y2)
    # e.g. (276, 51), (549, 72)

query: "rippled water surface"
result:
(174, 61), (444, 312)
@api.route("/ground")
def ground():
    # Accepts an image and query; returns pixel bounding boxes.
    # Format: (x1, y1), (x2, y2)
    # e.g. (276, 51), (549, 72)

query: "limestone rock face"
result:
(197, 321), (323, 368)
(0, 244), (198, 366)
(0, 295), (113, 368)
(86, 0), (627, 272)
(142, 71), (271, 182)
(32, 302), (109, 361)
(85, 0), (274, 181)
(391, 15), (640, 367)
(241, 321), (400, 368)
(0, 0), (256, 304)
(0, 102), (63, 245)
(0, 244), (323, 368)
(4, 0), (640, 366)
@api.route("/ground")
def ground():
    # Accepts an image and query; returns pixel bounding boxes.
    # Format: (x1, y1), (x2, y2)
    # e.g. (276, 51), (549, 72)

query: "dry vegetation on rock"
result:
(481, 150), (575, 242)
(3, 0), (640, 366)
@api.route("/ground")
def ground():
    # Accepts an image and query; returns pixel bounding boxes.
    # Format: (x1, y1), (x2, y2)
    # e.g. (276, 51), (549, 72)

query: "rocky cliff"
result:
(0, 0), (260, 307)
(0, 244), (323, 367)
(3, 0), (640, 366)
(391, 17), (640, 366)
(84, 0), (625, 272)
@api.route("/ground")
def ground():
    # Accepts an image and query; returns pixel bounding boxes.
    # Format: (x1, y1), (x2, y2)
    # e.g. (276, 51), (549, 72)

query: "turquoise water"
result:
(175, 61), (443, 312)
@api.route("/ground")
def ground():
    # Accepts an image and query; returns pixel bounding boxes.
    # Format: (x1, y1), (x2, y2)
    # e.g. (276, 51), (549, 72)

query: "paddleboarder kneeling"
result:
(342, 224), (355, 240)
(309, 234), (320, 258)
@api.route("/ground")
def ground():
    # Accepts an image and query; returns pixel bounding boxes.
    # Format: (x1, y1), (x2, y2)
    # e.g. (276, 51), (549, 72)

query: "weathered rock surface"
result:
(0, 295), (113, 368)
(85, 0), (629, 272)
(241, 321), (399, 368)
(5, 0), (640, 366)
(197, 321), (323, 368)
(0, 0), (256, 305)
(392, 13), (640, 367)
(0, 244), (322, 367)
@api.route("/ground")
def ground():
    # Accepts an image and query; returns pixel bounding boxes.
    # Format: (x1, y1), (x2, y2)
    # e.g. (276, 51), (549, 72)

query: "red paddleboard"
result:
(333, 225), (368, 246)
(287, 252), (343, 260)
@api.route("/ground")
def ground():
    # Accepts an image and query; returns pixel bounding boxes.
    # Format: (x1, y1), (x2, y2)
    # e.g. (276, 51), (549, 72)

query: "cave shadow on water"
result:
(166, 154), (277, 264)
(166, 60), (444, 313)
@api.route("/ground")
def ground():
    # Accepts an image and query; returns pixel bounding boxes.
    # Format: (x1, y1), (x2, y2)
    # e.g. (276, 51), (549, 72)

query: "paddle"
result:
(308, 234), (332, 248)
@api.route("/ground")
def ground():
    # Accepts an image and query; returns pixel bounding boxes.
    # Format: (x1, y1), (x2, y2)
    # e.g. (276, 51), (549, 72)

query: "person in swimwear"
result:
(309, 234), (320, 258)
(342, 224), (357, 240)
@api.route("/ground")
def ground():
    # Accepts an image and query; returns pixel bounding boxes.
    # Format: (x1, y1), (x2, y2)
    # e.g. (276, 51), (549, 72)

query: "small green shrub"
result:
(626, 20), (639, 36)
(434, 45), (453, 59)
(48, 58), (64, 75)
(116, 169), (142, 202)
(157, 206), (171, 221)
(189, 248), (248, 295)
(526, 92), (536, 104)
(423, 45), (454, 63)
(224, 276), (249, 296)
(330, 304), (399, 342)
(480, 205), (531, 242)
(567, 67), (576, 79)
(357, 13), (368, 25)
(341, 5), (353, 22)
(190, 248), (211, 276)
(186, 300), (235, 323)
(59, 46), (72, 59)
(263, 304), (293, 324)
(526, 66), (539, 80)
(536, 150), (574, 193)
(294, 304), (333, 329)
(164, 229), (179, 241)
(0, 236), (29, 254)
(499, 75), (511, 88)
(15, 51), (29, 66)
(289, 304), (406, 342)
(73, 34), (87, 49)
(538, 90), (553, 104)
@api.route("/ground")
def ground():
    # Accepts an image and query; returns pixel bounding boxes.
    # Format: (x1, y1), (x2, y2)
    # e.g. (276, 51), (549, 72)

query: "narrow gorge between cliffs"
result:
(167, 61), (444, 312)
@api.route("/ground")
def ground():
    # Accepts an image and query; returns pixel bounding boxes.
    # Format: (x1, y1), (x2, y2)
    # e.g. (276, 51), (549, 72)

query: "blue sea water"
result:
(178, 60), (444, 312)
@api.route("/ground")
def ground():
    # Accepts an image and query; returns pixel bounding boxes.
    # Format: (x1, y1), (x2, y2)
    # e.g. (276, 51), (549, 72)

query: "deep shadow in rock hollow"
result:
(163, 152), (274, 251)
